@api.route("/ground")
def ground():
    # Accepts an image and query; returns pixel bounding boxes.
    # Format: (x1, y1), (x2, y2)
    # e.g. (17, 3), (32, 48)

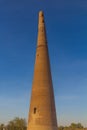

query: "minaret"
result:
(27, 11), (58, 130)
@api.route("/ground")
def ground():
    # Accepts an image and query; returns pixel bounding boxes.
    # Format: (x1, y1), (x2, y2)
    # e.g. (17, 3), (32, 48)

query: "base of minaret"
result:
(27, 125), (58, 130)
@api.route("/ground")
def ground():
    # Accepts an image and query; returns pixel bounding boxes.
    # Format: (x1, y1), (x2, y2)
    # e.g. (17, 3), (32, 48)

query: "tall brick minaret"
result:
(27, 11), (58, 130)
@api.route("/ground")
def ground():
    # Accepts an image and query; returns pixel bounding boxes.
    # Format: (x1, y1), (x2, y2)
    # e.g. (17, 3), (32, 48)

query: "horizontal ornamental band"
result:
(37, 44), (48, 48)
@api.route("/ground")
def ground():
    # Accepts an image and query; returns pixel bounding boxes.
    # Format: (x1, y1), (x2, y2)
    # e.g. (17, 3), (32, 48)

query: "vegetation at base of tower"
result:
(0, 117), (26, 130)
(58, 123), (86, 130)
(0, 118), (86, 130)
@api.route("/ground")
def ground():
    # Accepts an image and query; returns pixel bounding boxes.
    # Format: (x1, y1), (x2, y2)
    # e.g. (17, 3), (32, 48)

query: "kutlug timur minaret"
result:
(27, 11), (58, 130)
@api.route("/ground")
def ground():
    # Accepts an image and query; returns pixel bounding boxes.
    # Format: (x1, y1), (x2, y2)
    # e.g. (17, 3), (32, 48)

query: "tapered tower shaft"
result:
(27, 11), (58, 130)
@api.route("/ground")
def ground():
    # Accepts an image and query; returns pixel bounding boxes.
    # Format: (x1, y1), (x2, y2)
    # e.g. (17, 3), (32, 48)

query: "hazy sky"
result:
(0, 0), (87, 127)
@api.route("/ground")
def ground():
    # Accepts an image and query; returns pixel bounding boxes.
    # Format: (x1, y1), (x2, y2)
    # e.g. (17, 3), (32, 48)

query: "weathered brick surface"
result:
(27, 11), (58, 130)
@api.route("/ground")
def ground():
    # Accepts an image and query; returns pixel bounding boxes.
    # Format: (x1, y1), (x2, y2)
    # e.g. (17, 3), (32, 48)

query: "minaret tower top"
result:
(37, 11), (47, 47)
(38, 11), (44, 26)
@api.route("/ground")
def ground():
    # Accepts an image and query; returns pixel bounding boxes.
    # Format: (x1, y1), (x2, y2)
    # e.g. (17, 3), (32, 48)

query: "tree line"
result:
(0, 117), (86, 130)
(0, 117), (26, 130)
(58, 123), (86, 130)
